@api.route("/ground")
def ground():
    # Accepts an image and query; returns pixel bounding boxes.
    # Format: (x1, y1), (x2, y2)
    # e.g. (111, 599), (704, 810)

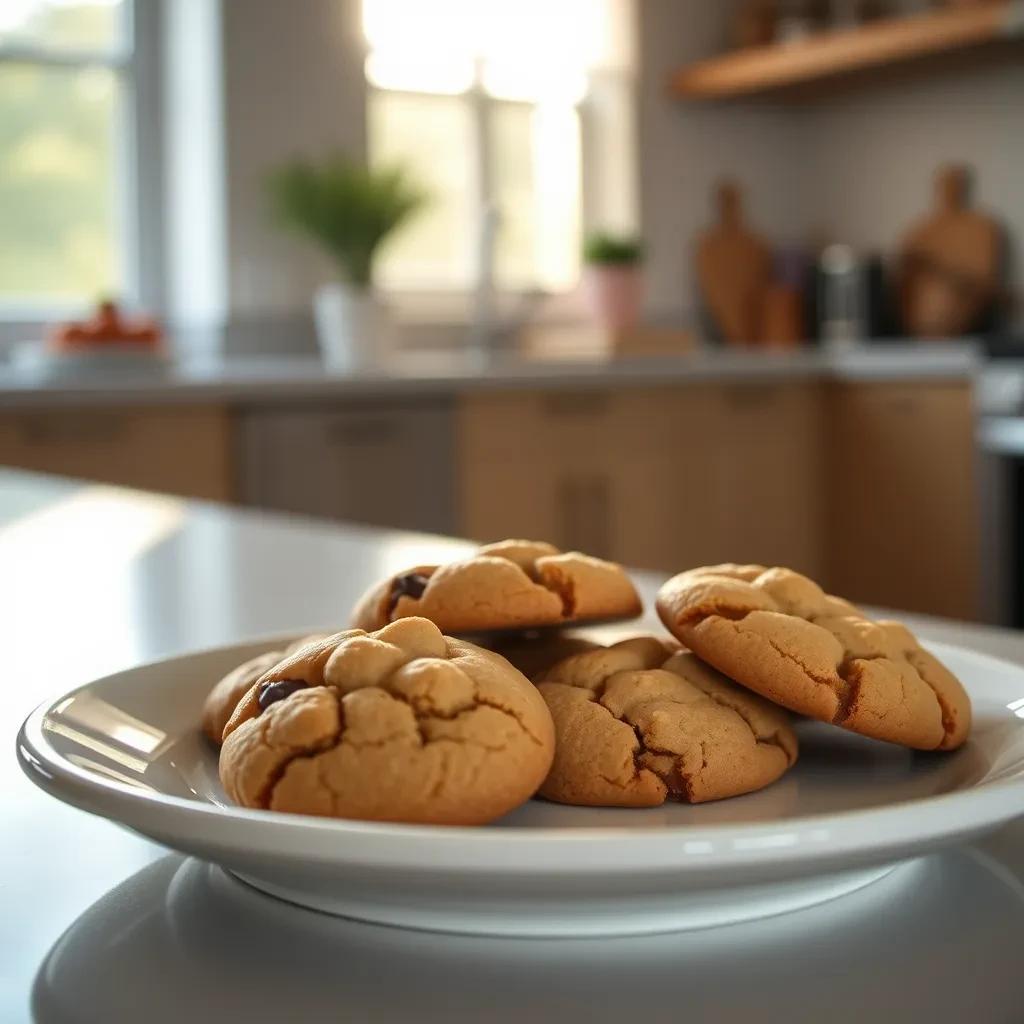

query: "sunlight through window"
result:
(0, 0), (129, 307)
(363, 0), (634, 294)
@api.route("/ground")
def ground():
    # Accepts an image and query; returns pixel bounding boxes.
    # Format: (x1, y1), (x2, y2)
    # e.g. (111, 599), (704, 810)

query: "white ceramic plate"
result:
(17, 635), (1024, 937)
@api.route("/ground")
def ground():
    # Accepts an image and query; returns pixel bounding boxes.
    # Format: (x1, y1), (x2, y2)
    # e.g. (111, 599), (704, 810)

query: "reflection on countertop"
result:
(30, 843), (1024, 1023)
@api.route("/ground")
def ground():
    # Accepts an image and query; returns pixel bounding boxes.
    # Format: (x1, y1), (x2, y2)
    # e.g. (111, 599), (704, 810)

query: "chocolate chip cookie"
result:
(219, 617), (556, 825)
(535, 636), (798, 807)
(657, 564), (971, 751)
(351, 540), (642, 634)
(202, 634), (327, 746)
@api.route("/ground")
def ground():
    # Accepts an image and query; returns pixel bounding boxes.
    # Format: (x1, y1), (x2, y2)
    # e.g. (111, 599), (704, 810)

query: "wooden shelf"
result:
(671, 2), (1024, 100)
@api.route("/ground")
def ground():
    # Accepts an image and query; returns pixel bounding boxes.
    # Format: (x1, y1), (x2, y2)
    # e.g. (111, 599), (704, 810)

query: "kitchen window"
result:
(362, 0), (636, 297)
(0, 0), (158, 319)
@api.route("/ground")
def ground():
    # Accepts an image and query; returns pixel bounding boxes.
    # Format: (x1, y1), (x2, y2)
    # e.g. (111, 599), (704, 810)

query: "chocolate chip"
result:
(258, 679), (307, 711)
(387, 572), (431, 613)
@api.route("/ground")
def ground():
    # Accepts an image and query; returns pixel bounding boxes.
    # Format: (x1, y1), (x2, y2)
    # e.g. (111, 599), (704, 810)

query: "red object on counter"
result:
(48, 299), (163, 352)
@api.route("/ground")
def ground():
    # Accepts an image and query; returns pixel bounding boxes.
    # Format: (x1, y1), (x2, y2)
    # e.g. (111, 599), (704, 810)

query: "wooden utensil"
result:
(760, 285), (804, 347)
(897, 163), (1001, 338)
(696, 180), (772, 345)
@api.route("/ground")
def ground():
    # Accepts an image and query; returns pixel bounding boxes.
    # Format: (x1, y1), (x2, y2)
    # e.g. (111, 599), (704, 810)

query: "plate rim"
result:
(16, 635), (1024, 875)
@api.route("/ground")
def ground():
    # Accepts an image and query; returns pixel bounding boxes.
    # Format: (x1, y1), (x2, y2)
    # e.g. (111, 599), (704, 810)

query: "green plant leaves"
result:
(267, 157), (427, 287)
(583, 231), (643, 267)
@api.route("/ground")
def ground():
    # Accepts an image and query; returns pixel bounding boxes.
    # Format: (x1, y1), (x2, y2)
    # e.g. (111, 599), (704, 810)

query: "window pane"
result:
(475, 0), (628, 72)
(369, 91), (474, 289)
(0, 63), (120, 303)
(491, 103), (580, 292)
(482, 61), (586, 105)
(363, 0), (632, 94)
(364, 0), (631, 69)
(363, 0), (476, 58)
(365, 51), (473, 96)
(0, 0), (126, 53)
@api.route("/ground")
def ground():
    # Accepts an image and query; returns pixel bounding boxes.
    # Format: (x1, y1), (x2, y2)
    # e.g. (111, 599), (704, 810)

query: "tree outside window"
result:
(0, 0), (130, 310)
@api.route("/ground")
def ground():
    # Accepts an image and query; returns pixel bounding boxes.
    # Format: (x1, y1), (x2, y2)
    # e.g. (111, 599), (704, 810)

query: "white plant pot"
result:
(313, 283), (390, 370)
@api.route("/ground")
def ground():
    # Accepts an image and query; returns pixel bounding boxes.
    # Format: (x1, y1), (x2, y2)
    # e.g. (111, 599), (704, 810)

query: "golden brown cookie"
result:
(484, 632), (602, 680)
(657, 564), (972, 751)
(535, 636), (798, 807)
(201, 634), (326, 746)
(351, 540), (642, 634)
(219, 618), (556, 825)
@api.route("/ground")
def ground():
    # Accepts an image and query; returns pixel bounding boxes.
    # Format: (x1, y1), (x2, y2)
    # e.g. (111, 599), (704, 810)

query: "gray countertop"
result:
(0, 342), (980, 409)
(4, 467), (1023, 1023)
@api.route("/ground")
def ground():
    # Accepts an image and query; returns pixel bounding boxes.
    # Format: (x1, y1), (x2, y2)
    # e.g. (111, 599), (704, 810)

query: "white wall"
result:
(800, 61), (1024, 323)
(637, 0), (811, 323)
(161, 0), (366, 354)
(218, 0), (367, 353)
(221, 0), (366, 327)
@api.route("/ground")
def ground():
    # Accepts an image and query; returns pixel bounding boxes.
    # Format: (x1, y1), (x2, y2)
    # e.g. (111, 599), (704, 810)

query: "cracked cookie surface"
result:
(535, 636), (798, 807)
(657, 564), (972, 751)
(351, 540), (642, 634)
(219, 617), (556, 825)
(202, 634), (326, 746)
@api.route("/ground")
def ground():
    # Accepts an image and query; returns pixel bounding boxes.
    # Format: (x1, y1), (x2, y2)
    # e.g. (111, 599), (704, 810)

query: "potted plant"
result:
(268, 156), (426, 367)
(582, 232), (645, 333)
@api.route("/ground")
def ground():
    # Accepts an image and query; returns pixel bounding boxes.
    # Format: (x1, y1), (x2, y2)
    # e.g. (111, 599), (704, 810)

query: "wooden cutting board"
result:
(696, 181), (772, 345)
(898, 164), (1001, 338)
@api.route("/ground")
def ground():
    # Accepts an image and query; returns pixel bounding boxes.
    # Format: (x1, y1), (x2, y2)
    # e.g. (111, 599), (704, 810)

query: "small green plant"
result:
(583, 231), (644, 266)
(268, 156), (427, 287)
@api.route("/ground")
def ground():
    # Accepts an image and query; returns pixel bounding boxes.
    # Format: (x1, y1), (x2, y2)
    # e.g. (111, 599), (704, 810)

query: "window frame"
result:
(0, 0), (163, 339)
(365, 65), (600, 305)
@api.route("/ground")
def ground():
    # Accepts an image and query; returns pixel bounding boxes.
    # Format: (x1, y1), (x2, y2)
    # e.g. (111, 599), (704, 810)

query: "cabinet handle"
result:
(541, 393), (610, 418)
(325, 419), (402, 445)
(18, 414), (129, 444)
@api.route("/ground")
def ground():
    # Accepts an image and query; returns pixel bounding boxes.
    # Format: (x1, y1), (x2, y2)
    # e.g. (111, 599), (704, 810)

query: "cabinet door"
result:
(706, 382), (825, 576)
(458, 389), (683, 563)
(458, 384), (824, 574)
(239, 401), (456, 534)
(826, 381), (978, 619)
(0, 405), (232, 500)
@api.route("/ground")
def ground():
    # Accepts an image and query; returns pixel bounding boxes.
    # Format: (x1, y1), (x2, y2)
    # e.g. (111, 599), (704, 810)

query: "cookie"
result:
(351, 540), (642, 634)
(201, 634), (326, 746)
(535, 636), (798, 807)
(485, 632), (601, 680)
(219, 617), (556, 825)
(657, 564), (971, 751)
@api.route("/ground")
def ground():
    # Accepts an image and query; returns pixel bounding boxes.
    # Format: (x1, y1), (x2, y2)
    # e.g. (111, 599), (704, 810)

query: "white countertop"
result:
(0, 342), (980, 409)
(5, 468), (1023, 1022)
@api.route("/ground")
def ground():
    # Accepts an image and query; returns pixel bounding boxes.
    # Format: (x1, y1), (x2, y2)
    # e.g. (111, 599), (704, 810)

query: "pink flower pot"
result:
(583, 265), (644, 332)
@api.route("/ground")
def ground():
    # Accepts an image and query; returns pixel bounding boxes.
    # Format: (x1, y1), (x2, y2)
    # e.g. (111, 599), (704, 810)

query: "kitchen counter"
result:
(4, 467), (1024, 1022)
(0, 342), (980, 409)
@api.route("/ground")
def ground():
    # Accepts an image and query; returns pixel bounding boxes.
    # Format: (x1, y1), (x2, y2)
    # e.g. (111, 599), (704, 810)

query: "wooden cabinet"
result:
(238, 400), (457, 534)
(458, 382), (824, 576)
(458, 388), (682, 565)
(825, 380), (978, 619)
(0, 405), (232, 501)
(461, 377), (978, 617)
(700, 382), (824, 575)
(0, 376), (977, 620)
